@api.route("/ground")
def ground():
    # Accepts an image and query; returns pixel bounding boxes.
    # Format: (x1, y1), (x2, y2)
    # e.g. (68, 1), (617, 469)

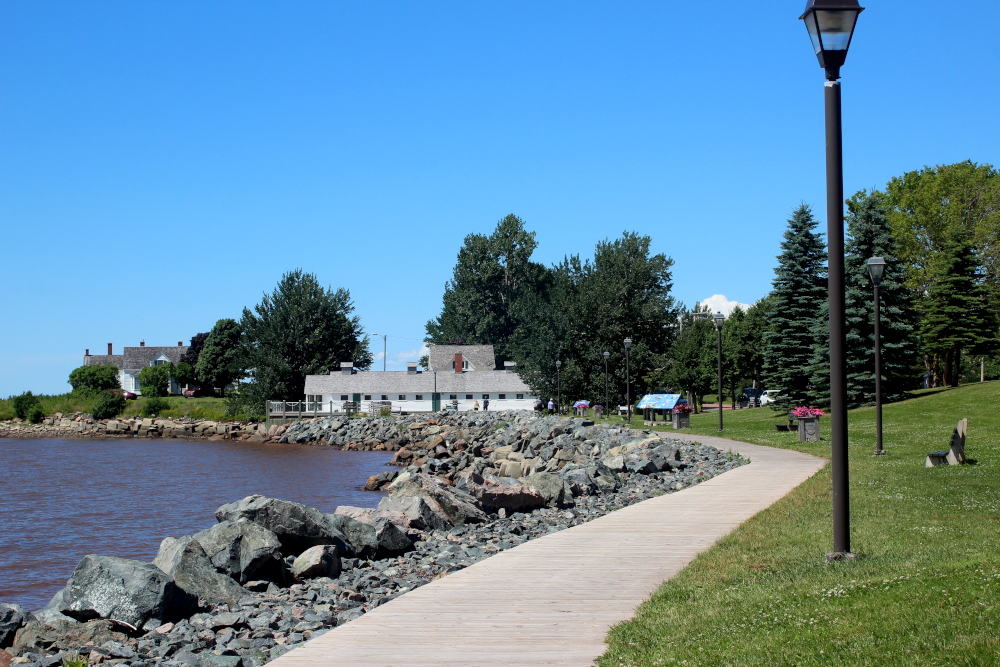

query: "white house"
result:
(83, 341), (189, 395)
(302, 344), (539, 413)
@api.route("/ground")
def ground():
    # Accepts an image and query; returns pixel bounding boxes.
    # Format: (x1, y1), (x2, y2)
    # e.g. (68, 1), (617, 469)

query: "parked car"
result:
(182, 386), (214, 398)
(759, 389), (783, 406)
(119, 390), (138, 400)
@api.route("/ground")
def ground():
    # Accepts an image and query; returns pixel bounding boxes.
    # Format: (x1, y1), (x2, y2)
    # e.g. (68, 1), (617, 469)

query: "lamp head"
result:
(867, 256), (886, 286)
(800, 0), (864, 80)
(623, 338), (632, 349)
(713, 312), (726, 330)
(603, 351), (610, 358)
(555, 360), (562, 369)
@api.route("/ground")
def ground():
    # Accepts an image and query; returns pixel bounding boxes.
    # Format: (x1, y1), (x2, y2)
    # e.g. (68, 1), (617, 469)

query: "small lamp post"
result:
(555, 360), (562, 413)
(603, 351), (610, 418)
(867, 257), (887, 456)
(801, 0), (864, 561)
(624, 338), (632, 424)
(713, 312), (726, 432)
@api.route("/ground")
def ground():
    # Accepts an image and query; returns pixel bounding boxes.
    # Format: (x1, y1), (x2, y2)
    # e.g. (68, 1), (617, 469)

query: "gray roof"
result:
(123, 346), (189, 370)
(84, 354), (125, 368)
(304, 369), (533, 395)
(427, 344), (497, 371)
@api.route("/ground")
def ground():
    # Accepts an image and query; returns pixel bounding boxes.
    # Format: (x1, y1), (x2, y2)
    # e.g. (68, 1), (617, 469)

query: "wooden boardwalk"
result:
(269, 435), (825, 667)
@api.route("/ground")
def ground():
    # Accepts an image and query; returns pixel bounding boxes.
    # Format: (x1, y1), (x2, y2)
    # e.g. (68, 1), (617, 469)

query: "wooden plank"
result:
(268, 436), (825, 667)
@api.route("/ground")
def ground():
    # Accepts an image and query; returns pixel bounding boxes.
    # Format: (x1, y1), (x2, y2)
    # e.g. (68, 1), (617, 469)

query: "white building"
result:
(83, 341), (188, 395)
(302, 344), (539, 413)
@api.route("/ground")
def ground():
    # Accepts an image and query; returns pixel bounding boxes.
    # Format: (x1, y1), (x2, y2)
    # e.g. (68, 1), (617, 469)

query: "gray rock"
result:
(624, 455), (658, 475)
(291, 545), (342, 580)
(649, 444), (679, 471)
(326, 514), (412, 560)
(388, 474), (487, 525)
(215, 495), (354, 557)
(599, 455), (626, 472)
(43, 555), (196, 630)
(377, 496), (452, 531)
(0, 604), (33, 648)
(454, 472), (546, 514)
(520, 472), (572, 508)
(153, 536), (248, 605)
(194, 521), (284, 584)
(198, 653), (243, 667)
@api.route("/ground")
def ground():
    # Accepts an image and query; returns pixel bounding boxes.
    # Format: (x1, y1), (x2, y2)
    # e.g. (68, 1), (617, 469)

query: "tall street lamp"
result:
(555, 360), (562, 412)
(603, 351), (610, 417)
(624, 338), (632, 424)
(713, 312), (726, 432)
(371, 333), (388, 372)
(867, 256), (887, 456)
(801, 0), (864, 560)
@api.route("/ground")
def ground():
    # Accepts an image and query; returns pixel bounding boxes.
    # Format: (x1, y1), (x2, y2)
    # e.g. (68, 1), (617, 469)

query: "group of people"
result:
(533, 398), (558, 414)
(472, 398), (490, 411)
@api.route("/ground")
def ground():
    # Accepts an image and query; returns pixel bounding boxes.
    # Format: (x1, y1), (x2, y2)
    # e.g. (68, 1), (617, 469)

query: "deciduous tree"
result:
(196, 319), (243, 396)
(69, 364), (120, 394)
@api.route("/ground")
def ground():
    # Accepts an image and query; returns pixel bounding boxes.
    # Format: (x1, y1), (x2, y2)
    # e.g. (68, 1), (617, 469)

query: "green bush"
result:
(138, 364), (172, 397)
(225, 394), (261, 420)
(11, 391), (44, 422)
(140, 396), (170, 417)
(69, 364), (120, 394)
(91, 390), (127, 420)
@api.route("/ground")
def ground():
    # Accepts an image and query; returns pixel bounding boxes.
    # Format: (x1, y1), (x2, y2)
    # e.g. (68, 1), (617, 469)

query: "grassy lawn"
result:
(0, 394), (232, 421)
(597, 381), (1000, 666)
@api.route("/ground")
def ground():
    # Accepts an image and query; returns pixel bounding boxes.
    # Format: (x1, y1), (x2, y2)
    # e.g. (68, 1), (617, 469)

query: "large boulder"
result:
(0, 604), (32, 649)
(290, 545), (342, 580)
(326, 513), (412, 560)
(334, 506), (411, 533)
(377, 496), (452, 531)
(649, 444), (680, 471)
(194, 521), (284, 584)
(214, 495), (354, 556)
(39, 555), (196, 631)
(454, 472), (546, 514)
(520, 472), (572, 508)
(10, 618), (123, 657)
(387, 473), (487, 525)
(153, 536), (248, 605)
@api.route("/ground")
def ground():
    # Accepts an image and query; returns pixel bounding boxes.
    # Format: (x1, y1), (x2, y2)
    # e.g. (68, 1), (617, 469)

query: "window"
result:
(398, 395), (406, 401)
(466, 394), (473, 400)
(340, 395), (348, 401)
(381, 395), (388, 400)
(364, 395), (371, 400)
(498, 394), (506, 400)
(415, 394), (423, 400)
(516, 394), (524, 399)
(482, 394), (489, 399)
(450, 360), (470, 370)
(449, 395), (457, 400)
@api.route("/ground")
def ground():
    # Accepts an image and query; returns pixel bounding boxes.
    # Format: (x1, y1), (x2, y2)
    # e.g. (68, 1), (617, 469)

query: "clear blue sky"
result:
(2, 1), (998, 397)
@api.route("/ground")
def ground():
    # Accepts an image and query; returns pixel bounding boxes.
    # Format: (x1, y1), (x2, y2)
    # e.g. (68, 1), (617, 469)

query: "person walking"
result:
(483, 398), (489, 411)
(473, 399), (480, 411)
(547, 398), (555, 415)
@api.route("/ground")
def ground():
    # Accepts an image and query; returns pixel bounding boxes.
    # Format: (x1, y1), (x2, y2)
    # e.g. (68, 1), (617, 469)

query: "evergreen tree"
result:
(196, 318), (243, 396)
(239, 270), (372, 409)
(762, 204), (827, 408)
(839, 190), (919, 406)
(919, 229), (999, 386)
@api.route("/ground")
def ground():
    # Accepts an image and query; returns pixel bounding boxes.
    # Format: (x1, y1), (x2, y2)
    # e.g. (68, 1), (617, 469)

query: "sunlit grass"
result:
(598, 381), (1000, 666)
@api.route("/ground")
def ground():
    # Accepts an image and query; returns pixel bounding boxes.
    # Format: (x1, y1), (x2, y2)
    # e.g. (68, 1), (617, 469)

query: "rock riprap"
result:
(3, 411), (748, 667)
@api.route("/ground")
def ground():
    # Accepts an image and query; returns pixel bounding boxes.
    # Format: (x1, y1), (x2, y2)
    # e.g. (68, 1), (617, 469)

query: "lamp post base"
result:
(872, 449), (886, 456)
(825, 551), (857, 563)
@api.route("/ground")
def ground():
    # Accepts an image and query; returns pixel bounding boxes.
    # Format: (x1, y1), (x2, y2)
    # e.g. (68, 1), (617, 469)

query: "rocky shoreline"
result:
(0, 411), (748, 667)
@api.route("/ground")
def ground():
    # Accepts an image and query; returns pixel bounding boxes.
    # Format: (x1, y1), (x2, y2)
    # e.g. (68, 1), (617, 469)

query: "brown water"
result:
(0, 437), (394, 611)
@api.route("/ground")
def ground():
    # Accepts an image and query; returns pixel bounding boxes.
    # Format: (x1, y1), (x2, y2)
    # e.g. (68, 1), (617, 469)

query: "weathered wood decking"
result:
(269, 435), (826, 667)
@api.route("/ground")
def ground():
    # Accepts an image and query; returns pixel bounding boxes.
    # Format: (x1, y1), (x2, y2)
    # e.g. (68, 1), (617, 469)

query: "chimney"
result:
(341, 361), (354, 375)
(407, 362), (418, 374)
(455, 353), (463, 373)
(178, 341), (183, 347)
(108, 343), (113, 355)
(140, 341), (145, 347)
(504, 361), (517, 372)
(85, 349), (90, 357)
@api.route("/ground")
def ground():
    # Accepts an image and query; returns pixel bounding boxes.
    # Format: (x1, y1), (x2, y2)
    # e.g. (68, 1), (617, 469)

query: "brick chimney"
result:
(140, 341), (145, 347)
(85, 349), (90, 357)
(108, 343), (113, 355)
(455, 353), (463, 373)
(178, 341), (183, 347)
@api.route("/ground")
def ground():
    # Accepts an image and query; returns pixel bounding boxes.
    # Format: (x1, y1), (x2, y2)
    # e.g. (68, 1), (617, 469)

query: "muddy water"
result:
(0, 437), (394, 611)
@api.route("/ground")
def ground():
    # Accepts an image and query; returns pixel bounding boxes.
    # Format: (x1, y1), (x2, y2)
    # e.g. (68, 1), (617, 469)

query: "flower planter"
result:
(672, 412), (691, 429)
(797, 416), (821, 442)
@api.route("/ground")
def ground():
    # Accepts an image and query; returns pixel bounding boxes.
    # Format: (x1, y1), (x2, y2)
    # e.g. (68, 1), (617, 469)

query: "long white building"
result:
(302, 344), (539, 413)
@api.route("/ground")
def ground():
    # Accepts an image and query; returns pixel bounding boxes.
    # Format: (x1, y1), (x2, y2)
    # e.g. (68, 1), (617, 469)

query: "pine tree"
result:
(838, 191), (920, 406)
(762, 204), (828, 408)
(919, 230), (999, 386)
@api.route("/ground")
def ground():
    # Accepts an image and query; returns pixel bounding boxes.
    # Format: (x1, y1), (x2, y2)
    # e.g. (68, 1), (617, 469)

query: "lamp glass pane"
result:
(814, 9), (859, 51)
(804, 13), (823, 55)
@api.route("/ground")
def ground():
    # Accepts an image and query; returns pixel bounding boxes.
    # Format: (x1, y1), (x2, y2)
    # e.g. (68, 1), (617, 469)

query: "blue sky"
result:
(2, 1), (998, 397)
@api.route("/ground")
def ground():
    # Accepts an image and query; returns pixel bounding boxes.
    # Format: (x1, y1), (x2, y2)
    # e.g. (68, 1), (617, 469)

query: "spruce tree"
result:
(762, 204), (827, 408)
(919, 229), (999, 386)
(838, 191), (920, 406)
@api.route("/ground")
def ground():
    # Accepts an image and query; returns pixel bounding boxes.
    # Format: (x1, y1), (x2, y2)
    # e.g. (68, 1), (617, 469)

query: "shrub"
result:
(11, 391), (44, 422)
(91, 390), (127, 420)
(226, 393), (262, 420)
(69, 364), (120, 394)
(137, 364), (173, 397)
(140, 396), (170, 417)
(379, 407), (392, 417)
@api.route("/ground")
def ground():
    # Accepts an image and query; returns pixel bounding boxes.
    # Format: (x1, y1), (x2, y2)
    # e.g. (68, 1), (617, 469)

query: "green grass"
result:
(0, 393), (234, 422)
(598, 381), (1000, 666)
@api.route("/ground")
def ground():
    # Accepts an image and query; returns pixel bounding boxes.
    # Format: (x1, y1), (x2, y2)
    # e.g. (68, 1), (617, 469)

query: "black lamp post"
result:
(713, 312), (725, 432)
(603, 351), (610, 418)
(801, 0), (863, 560)
(867, 256), (886, 456)
(371, 333), (388, 372)
(555, 360), (562, 413)
(624, 338), (632, 424)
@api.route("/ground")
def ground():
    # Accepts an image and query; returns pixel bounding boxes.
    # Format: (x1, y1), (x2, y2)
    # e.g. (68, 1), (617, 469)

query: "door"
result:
(432, 393), (441, 411)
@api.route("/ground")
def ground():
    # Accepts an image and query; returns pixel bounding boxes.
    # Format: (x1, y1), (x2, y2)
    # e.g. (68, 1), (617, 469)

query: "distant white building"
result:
(302, 344), (538, 413)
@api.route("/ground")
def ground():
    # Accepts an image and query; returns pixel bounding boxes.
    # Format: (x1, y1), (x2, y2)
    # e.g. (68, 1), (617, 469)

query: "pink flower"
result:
(791, 406), (825, 418)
